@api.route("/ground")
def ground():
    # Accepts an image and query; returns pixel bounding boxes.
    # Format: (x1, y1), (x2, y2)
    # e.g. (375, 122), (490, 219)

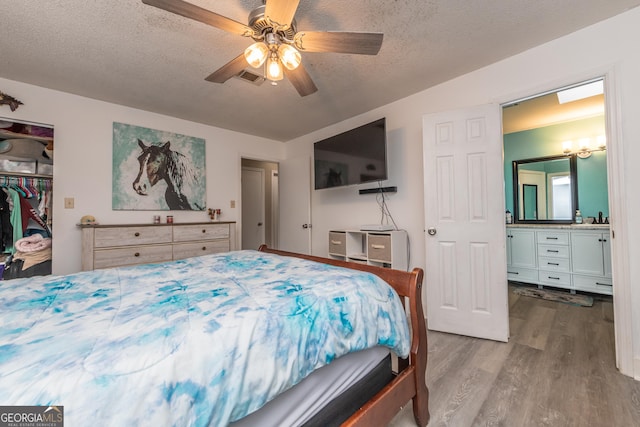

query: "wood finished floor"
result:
(388, 284), (640, 426)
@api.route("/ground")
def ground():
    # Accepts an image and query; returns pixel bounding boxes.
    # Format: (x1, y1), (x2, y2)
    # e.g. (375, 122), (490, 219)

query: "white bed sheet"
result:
(230, 346), (390, 427)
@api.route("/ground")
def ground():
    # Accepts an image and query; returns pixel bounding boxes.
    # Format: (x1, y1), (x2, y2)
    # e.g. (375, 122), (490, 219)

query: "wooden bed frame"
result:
(259, 245), (429, 427)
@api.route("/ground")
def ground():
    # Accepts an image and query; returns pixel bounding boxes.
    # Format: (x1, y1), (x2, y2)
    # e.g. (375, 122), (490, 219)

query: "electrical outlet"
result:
(230, 200), (236, 208)
(64, 197), (74, 209)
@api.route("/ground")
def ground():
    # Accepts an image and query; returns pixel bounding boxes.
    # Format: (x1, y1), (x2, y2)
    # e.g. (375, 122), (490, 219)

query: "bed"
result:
(0, 246), (429, 426)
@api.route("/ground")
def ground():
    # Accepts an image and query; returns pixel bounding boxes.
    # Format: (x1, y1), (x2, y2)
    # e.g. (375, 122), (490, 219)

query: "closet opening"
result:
(0, 118), (53, 279)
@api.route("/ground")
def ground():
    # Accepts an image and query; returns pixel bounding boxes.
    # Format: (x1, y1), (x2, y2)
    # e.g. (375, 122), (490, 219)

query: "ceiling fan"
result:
(141, 0), (384, 96)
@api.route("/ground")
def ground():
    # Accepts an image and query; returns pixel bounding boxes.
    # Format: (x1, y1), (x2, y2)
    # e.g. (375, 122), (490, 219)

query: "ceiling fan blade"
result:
(264, 0), (300, 28)
(285, 63), (318, 97)
(294, 31), (383, 55)
(142, 0), (252, 36)
(205, 53), (248, 83)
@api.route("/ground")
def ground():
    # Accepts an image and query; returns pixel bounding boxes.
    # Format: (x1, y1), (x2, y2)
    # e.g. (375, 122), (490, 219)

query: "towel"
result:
(13, 247), (52, 270)
(14, 234), (52, 253)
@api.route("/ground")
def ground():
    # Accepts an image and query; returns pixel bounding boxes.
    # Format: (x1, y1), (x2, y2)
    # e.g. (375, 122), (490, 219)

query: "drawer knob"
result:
(134, 232), (140, 237)
(371, 244), (386, 249)
(202, 246), (206, 251)
(134, 252), (140, 257)
(202, 229), (206, 233)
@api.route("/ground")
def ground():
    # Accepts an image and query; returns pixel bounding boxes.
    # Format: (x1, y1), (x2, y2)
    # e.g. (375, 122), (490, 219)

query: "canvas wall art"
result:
(112, 122), (206, 210)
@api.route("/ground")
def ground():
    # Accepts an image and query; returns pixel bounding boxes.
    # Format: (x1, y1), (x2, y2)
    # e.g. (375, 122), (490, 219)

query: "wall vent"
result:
(236, 70), (265, 86)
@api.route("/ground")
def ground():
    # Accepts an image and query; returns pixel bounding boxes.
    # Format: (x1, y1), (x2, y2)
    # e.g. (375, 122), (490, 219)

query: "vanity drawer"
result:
(94, 226), (172, 248)
(172, 223), (229, 243)
(537, 230), (570, 245)
(538, 244), (570, 259)
(573, 274), (612, 295)
(328, 232), (347, 256)
(538, 271), (572, 287)
(507, 267), (538, 283)
(173, 240), (229, 260)
(367, 234), (392, 263)
(538, 256), (570, 272)
(94, 245), (173, 269)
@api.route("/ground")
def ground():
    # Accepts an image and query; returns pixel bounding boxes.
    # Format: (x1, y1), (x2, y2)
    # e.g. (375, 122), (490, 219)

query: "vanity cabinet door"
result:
(571, 231), (609, 276)
(507, 229), (537, 269)
(603, 235), (612, 277)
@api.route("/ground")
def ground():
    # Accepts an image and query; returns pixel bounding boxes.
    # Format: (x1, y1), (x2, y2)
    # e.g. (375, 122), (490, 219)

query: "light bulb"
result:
(266, 55), (283, 81)
(562, 140), (572, 154)
(597, 135), (607, 149)
(578, 138), (591, 151)
(278, 44), (301, 70)
(244, 42), (269, 68)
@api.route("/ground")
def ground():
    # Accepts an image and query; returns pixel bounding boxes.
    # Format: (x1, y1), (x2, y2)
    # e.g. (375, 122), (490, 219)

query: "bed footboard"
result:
(258, 245), (430, 427)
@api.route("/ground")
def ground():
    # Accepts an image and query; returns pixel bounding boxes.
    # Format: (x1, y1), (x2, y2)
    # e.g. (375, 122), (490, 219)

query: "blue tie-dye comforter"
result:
(0, 250), (410, 426)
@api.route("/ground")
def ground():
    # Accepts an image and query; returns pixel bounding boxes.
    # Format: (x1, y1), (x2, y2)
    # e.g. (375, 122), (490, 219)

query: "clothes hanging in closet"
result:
(0, 176), (52, 254)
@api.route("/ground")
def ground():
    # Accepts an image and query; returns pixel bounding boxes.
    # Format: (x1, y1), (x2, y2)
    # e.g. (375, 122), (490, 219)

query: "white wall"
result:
(0, 77), (285, 275)
(283, 7), (640, 377)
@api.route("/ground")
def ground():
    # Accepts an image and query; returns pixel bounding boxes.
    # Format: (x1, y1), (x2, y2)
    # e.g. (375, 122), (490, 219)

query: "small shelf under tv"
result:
(328, 229), (408, 270)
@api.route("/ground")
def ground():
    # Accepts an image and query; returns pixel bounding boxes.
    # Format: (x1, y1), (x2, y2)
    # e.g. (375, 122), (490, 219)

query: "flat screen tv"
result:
(314, 118), (387, 190)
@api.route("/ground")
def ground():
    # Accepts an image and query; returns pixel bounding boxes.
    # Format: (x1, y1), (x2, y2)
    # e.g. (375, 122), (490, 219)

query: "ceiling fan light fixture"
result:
(244, 42), (269, 68)
(266, 54), (284, 81)
(279, 44), (301, 70)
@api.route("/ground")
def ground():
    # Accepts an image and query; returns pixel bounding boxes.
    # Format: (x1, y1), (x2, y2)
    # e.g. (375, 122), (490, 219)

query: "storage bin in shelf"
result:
(328, 229), (408, 270)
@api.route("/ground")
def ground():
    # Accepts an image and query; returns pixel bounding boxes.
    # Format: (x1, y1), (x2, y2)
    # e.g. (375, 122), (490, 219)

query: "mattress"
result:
(0, 250), (410, 426)
(231, 346), (391, 427)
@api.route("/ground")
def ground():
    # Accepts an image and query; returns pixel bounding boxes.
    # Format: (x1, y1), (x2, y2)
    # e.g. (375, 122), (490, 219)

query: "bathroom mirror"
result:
(512, 154), (577, 223)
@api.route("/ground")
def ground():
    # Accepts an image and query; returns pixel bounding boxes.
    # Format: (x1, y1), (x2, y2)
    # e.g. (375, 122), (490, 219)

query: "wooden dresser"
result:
(80, 222), (236, 271)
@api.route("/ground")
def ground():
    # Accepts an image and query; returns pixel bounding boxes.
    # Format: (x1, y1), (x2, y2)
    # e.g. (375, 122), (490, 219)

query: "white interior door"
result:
(423, 104), (509, 342)
(278, 156), (312, 254)
(241, 166), (265, 250)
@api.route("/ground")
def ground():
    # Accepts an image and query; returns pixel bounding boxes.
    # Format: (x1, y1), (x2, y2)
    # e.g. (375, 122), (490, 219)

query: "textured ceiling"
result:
(2, 1), (639, 141)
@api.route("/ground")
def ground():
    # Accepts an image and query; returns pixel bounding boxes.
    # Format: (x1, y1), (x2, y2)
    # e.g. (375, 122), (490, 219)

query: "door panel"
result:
(423, 104), (509, 342)
(278, 156), (311, 254)
(241, 167), (265, 250)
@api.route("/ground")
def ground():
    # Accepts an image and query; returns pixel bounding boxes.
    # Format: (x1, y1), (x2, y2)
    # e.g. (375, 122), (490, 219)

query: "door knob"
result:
(427, 227), (437, 236)
(258, 222), (263, 226)
(302, 223), (312, 229)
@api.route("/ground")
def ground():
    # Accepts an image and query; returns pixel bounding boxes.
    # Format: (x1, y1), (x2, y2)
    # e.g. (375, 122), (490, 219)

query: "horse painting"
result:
(132, 139), (200, 210)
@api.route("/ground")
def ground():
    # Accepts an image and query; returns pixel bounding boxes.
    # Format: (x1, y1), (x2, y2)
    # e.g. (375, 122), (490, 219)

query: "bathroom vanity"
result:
(506, 224), (612, 295)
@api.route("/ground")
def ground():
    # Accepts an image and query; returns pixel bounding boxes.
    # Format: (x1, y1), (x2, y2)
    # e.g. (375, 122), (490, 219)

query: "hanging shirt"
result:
(6, 188), (23, 254)
(19, 195), (50, 235)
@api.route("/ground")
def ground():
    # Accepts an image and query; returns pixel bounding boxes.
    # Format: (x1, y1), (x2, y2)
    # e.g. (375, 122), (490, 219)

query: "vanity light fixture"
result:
(561, 135), (607, 159)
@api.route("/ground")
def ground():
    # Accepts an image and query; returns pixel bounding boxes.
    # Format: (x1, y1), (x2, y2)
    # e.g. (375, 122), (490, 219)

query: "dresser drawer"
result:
(507, 267), (538, 283)
(538, 244), (569, 259)
(572, 274), (612, 294)
(538, 271), (571, 287)
(173, 240), (230, 260)
(329, 232), (346, 256)
(537, 231), (570, 245)
(94, 245), (173, 269)
(173, 223), (230, 243)
(538, 256), (571, 272)
(94, 226), (172, 248)
(367, 234), (392, 263)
